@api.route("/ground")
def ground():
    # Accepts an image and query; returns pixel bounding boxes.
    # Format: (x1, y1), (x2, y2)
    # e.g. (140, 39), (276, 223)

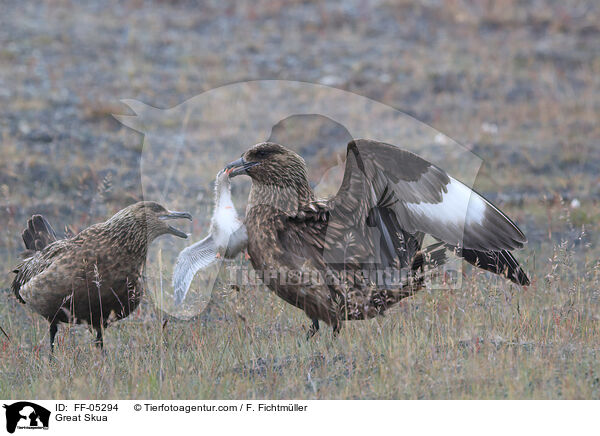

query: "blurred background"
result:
(1, 0), (598, 244)
(0, 0), (599, 399)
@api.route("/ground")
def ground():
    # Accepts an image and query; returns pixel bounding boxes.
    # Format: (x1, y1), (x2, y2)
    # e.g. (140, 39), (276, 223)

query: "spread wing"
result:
(327, 139), (529, 285)
(172, 235), (218, 305)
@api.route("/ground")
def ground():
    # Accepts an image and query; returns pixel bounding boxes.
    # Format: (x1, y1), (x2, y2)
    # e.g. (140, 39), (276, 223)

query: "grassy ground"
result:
(0, 0), (599, 399)
(1, 233), (599, 399)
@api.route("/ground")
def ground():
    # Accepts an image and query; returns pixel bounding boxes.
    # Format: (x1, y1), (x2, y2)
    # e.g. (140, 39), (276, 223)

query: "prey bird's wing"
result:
(327, 139), (529, 285)
(172, 234), (218, 305)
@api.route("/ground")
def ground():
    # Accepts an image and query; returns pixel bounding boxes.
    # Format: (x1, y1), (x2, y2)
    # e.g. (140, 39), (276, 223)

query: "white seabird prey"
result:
(172, 170), (247, 305)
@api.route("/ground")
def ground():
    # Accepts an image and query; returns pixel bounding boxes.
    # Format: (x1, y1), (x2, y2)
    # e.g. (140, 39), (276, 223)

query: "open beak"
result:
(160, 211), (192, 238)
(224, 157), (259, 177)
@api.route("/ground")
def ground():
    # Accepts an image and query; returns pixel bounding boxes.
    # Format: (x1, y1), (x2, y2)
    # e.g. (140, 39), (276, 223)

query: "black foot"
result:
(306, 319), (320, 340)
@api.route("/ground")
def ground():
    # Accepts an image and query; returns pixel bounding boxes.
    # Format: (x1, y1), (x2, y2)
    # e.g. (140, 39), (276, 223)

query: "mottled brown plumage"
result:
(11, 201), (191, 351)
(225, 140), (529, 336)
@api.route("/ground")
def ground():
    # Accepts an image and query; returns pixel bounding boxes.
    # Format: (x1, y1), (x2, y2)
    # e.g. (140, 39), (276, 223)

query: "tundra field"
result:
(1, 0), (599, 399)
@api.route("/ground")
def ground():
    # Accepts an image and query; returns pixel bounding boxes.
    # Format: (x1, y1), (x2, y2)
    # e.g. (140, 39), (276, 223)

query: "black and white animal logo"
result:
(3, 402), (50, 433)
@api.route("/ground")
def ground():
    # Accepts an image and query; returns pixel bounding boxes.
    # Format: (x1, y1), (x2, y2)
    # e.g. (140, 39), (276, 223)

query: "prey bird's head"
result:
(224, 142), (309, 187)
(112, 201), (192, 241)
(215, 168), (232, 191)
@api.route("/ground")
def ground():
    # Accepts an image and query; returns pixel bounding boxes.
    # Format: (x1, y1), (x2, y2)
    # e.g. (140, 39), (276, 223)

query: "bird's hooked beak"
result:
(159, 210), (192, 238)
(224, 157), (259, 177)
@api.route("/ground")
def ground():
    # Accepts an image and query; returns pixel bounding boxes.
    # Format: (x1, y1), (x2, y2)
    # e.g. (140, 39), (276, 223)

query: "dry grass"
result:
(0, 202), (598, 399)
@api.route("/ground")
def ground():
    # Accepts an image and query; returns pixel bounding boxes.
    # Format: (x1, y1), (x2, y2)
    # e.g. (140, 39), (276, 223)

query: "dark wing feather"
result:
(365, 184), (425, 271)
(457, 247), (530, 285)
(277, 203), (330, 265)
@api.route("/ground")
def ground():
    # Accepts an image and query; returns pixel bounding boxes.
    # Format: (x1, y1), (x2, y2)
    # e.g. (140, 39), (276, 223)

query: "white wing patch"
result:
(172, 235), (218, 305)
(404, 177), (487, 245)
(406, 177), (485, 225)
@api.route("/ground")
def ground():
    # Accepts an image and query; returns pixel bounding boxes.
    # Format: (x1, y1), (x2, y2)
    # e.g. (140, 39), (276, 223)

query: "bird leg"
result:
(49, 322), (58, 354)
(94, 328), (104, 350)
(306, 318), (320, 340)
(332, 321), (341, 337)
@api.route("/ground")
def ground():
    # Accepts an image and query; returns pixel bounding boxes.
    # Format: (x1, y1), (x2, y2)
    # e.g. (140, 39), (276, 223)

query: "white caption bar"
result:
(0, 400), (595, 435)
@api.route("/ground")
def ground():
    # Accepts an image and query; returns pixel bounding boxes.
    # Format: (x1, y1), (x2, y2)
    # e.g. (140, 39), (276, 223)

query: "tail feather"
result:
(22, 215), (57, 254)
(12, 215), (58, 305)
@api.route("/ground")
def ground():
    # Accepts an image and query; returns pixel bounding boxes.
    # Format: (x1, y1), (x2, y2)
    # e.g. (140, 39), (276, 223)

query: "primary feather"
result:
(172, 235), (218, 305)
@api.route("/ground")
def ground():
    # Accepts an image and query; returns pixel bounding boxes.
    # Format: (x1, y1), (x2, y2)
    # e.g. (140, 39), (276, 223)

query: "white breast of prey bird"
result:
(172, 170), (247, 305)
